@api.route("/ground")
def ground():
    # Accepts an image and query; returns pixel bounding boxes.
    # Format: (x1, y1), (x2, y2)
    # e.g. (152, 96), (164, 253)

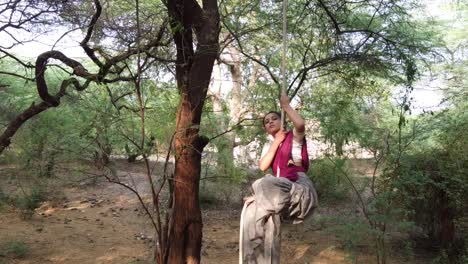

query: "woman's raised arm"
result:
(279, 91), (305, 134)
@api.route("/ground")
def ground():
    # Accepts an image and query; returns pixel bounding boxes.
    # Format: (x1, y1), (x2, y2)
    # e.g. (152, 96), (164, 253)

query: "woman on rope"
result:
(240, 91), (318, 264)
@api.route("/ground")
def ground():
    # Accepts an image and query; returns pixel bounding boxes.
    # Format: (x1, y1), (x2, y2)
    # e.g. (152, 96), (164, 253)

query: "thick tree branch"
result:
(0, 102), (49, 154)
(35, 50), (97, 106)
(80, 0), (103, 67)
(0, 76), (90, 155)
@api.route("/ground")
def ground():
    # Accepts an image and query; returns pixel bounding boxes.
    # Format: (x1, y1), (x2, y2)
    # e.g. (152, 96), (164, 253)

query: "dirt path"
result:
(0, 187), (351, 264)
(0, 162), (429, 263)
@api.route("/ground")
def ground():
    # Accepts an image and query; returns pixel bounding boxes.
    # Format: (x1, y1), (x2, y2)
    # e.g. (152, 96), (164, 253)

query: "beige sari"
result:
(239, 173), (318, 264)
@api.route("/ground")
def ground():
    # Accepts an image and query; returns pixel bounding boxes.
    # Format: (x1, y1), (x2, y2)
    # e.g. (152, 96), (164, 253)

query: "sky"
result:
(2, 28), (88, 59)
(409, 0), (466, 113)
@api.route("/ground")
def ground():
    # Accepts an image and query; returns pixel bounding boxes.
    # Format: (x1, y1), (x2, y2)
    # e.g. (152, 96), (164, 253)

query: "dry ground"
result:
(0, 160), (434, 264)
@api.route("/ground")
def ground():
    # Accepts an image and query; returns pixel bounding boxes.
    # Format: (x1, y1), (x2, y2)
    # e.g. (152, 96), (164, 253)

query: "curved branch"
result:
(98, 20), (168, 80)
(317, 0), (343, 33)
(0, 76), (91, 155)
(289, 53), (383, 98)
(209, 118), (255, 141)
(222, 21), (280, 86)
(35, 50), (97, 106)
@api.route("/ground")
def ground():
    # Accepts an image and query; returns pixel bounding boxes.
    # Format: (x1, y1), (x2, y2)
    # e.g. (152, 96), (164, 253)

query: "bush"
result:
(397, 148), (467, 260)
(0, 188), (8, 205)
(308, 158), (350, 202)
(199, 188), (219, 207)
(2, 241), (29, 259)
(15, 184), (47, 219)
(199, 180), (243, 208)
(330, 215), (373, 263)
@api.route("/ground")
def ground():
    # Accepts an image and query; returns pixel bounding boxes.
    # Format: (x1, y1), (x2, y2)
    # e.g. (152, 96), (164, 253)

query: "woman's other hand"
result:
(274, 129), (287, 143)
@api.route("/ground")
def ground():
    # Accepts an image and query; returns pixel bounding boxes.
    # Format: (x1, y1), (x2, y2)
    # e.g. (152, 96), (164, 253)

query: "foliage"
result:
(0, 0), (466, 262)
(59, 0), (169, 51)
(308, 158), (350, 202)
(1, 241), (29, 259)
(200, 150), (248, 206)
(394, 102), (468, 256)
(330, 215), (373, 263)
(14, 183), (47, 219)
(0, 188), (9, 211)
(0, 56), (180, 167)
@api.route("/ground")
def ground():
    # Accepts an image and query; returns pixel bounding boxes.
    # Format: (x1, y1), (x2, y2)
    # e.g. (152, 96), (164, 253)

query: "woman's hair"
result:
(262, 111), (281, 127)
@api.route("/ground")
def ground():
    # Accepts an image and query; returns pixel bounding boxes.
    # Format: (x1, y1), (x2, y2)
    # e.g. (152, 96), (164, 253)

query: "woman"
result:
(259, 91), (309, 180)
(240, 92), (318, 264)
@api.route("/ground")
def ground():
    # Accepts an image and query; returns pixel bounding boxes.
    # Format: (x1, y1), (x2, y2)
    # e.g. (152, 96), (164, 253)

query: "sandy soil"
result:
(0, 161), (432, 264)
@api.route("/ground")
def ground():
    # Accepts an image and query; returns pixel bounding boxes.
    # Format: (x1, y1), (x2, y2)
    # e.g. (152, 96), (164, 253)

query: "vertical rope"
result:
(281, 0), (288, 125)
(278, 0), (288, 178)
(241, 4), (288, 261)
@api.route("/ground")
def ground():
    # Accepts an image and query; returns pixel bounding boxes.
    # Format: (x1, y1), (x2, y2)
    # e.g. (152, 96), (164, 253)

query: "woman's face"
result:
(263, 113), (281, 135)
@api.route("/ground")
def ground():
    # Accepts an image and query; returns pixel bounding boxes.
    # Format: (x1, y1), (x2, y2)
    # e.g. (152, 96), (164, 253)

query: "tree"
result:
(165, 0), (220, 262)
(1, 0), (453, 263)
(0, 0), (219, 263)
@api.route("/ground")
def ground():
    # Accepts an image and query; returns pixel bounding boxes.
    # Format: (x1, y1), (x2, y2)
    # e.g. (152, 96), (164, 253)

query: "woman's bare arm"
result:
(258, 129), (286, 171)
(280, 91), (305, 134)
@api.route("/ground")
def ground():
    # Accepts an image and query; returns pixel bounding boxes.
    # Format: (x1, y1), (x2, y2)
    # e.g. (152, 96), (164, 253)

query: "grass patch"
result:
(14, 184), (47, 219)
(0, 189), (8, 211)
(2, 240), (29, 259)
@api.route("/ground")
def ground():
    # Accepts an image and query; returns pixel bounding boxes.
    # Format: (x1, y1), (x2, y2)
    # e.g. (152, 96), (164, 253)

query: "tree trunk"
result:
(208, 61), (233, 173)
(209, 61), (223, 114)
(227, 46), (243, 129)
(432, 190), (455, 251)
(167, 0), (219, 263)
(217, 45), (246, 165)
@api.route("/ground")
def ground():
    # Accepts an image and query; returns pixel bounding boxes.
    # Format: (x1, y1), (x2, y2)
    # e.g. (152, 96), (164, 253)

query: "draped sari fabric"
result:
(271, 131), (309, 182)
(240, 173), (318, 263)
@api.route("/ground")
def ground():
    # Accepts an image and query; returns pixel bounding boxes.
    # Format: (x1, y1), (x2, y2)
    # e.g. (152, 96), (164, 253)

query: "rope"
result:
(278, 0), (288, 178)
(280, 0), (288, 125)
(240, 3), (289, 261)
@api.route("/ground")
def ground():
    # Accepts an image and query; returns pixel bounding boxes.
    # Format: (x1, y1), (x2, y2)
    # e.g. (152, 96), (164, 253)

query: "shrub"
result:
(3, 241), (29, 259)
(397, 148), (467, 260)
(15, 184), (47, 219)
(199, 187), (219, 207)
(330, 215), (372, 263)
(308, 158), (350, 202)
(0, 188), (8, 205)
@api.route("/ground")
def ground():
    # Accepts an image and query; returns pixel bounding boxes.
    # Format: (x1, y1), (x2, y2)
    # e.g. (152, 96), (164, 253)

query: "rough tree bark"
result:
(166, 0), (220, 263)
